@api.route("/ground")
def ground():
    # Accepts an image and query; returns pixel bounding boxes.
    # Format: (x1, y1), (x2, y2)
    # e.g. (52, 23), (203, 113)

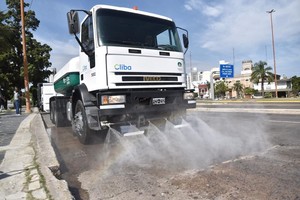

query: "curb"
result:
(31, 114), (73, 200)
(0, 113), (73, 200)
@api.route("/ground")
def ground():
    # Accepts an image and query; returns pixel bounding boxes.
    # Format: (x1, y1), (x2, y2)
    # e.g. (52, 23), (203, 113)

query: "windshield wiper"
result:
(157, 44), (177, 51)
(121, 40), (143, 46)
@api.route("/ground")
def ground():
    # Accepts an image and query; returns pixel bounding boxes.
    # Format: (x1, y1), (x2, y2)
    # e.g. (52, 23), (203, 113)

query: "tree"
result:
(0, 11), (16, 100)
(291, 76), (300, 96)
(206, 81), (210, 90)
(233, 81), (244, 98)
(0, 0), (52, 101)
(244, 87), (256, 96)
(0, 11), (14, 53)
(215, 81), (228, 98)
(250, 61), (274, 97)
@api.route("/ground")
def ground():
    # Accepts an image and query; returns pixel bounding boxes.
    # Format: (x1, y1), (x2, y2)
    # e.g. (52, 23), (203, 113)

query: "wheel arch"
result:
(72, 84), (95, 115)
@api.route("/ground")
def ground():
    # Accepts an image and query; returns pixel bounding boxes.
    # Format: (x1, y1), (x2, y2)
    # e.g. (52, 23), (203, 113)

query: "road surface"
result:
(42, 103), (300, 200)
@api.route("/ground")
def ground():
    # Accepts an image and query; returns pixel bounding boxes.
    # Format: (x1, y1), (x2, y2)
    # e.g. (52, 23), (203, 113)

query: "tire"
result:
(51, 100), (67, 127)
(54, 108), (66, 127)
(73, 100), (92, 144)
(50, 101), (55, 124)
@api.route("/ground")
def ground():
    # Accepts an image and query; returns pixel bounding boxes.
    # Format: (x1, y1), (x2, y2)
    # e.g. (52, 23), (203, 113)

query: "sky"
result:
(1, 0), (300, 77)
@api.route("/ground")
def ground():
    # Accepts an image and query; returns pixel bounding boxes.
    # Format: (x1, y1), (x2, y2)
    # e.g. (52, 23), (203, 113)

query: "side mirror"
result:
(183, 34), (189, 49)
(67, 10), (79, 34)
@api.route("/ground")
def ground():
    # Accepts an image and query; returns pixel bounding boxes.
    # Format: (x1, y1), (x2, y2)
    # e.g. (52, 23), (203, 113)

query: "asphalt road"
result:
(0, 111), (29, 164)
(41, 104), (300, 200)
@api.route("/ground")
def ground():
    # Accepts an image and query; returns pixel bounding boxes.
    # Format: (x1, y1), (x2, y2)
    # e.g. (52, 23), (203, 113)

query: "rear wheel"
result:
(50, 101), (55, 124)
(73, 100), (92, 144)
(51, 100), (67, 127)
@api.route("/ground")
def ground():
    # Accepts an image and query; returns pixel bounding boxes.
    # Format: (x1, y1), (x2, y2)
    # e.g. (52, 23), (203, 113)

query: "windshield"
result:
(96, 9), (183, 52)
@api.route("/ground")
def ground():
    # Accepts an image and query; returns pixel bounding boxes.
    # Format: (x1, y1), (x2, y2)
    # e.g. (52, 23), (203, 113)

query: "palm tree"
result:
(206, 81), (210, 90)
(233, 82), (244, 98)
(250, 61), (274, 97)
(215, 81), (228, 99)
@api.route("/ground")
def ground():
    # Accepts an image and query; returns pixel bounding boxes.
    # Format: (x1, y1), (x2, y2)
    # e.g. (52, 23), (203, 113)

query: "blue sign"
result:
(220, 64), (234, 78)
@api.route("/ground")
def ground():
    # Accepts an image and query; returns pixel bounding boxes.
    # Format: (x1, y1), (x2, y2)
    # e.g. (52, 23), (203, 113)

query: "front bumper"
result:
(86, 89), (196, 130)
(97, 89), (195, 116)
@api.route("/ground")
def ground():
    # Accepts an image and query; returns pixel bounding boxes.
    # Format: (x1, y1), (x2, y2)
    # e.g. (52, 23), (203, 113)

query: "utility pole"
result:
(20, 0), (31, 113)
(232, 48), (235, 66)
(267, 9), (278, 98)
(210, 71), (214, 100)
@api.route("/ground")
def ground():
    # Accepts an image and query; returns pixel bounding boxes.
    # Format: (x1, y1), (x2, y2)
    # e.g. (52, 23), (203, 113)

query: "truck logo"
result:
(143, 76), (161, 81)
(114, 64), (132, 71)
(63, 77), (70, 85)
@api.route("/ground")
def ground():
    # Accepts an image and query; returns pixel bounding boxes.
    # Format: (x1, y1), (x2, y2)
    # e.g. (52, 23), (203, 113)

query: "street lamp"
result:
(266, 9), (278, 98)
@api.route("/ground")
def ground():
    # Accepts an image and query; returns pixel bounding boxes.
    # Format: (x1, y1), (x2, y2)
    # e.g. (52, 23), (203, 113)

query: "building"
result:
(225, 60), (293, 98)
(186, 60), (292, 99)
(253, 78), (292, 97)
(225, 60), (253, 98)
(187, 67), (220, 99)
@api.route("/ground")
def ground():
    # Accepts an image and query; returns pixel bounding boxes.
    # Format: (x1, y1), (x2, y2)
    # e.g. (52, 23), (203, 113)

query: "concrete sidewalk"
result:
(0, 111), (72, 200)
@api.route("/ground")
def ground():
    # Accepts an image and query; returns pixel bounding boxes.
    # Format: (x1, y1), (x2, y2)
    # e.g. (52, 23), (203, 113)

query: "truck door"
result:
(79, 15), (96, 89)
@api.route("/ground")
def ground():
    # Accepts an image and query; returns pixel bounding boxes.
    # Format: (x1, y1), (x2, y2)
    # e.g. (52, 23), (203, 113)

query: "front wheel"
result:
(73, 100), (92, 144)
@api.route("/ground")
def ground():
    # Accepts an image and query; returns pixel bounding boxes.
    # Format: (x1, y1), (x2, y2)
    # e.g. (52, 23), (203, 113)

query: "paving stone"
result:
(30, 168), (38, 176)
(28, 180), (41, 191)
(5, 191), (26, 200)
(31, 173), (40, 182)
(32, 188), (47, 199)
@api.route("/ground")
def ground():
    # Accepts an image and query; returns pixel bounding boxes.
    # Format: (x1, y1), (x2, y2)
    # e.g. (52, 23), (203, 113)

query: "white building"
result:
(187, 67), (220, 99)
(253, 78), (292, 97)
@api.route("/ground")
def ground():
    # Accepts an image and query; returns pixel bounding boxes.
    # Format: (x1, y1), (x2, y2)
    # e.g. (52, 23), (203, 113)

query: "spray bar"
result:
(123, 131), (145, 137)
(173, 124), (189, 129)
(101, 121), (145, 137)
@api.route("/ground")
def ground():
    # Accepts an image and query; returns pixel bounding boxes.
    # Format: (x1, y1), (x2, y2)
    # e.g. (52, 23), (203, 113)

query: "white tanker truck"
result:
(50, 5), (196, 144)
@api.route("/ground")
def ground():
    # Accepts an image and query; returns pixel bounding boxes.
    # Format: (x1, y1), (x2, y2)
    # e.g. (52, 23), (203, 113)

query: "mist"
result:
(78, 111), (271, 199)
(98, 111), (270, 172)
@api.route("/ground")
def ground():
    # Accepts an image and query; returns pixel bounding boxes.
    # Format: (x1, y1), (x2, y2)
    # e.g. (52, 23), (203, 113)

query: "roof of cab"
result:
(91, 4), (173, 22)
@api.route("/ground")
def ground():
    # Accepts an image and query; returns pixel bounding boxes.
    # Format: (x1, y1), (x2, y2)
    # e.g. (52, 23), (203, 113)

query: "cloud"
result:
(202, 5), (223, 17)
(186, 0), (300, 51)
(184, 0), (203, 11)
(184, 0), (223, 17)
(183, 0), (300, 76)
(34, 34), (78, 70)
(49, 40), (78, 70)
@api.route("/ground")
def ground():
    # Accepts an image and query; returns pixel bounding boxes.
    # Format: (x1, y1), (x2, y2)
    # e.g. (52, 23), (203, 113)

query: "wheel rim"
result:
(74, 111), (84, 137)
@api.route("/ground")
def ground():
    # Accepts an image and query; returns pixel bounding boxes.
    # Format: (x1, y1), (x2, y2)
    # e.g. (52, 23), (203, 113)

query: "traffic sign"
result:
(220, 64), (234, 78)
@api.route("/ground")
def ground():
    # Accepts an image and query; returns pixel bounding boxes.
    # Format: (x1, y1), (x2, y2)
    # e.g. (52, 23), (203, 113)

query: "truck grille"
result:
(113, 72), (184, 87)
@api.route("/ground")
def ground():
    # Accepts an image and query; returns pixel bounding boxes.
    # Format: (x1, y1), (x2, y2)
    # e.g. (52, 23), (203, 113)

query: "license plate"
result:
(152, 98), (165, 105)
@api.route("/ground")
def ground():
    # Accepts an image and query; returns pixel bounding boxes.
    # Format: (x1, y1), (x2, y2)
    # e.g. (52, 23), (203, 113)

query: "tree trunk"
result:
(261, 81), (264, 97)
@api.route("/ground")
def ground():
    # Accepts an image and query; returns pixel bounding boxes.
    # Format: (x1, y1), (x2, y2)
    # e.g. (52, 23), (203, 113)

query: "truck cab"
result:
(51, 5), (196, 144)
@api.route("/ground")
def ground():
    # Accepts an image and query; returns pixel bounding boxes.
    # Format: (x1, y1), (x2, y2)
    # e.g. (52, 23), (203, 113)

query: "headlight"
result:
(101, 95), (126, 105)
(183, 92), (194, 100)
